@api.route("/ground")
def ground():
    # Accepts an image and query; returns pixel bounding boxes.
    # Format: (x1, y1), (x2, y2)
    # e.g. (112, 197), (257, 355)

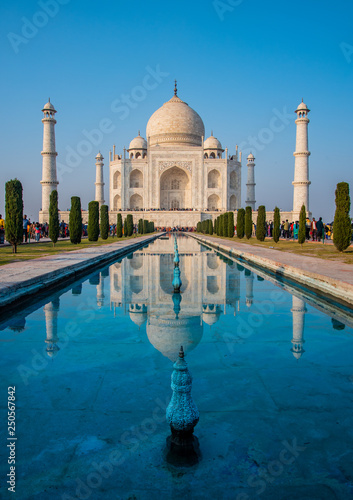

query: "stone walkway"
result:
(191, 234), (353, 307)
(0, 235), (158, 308)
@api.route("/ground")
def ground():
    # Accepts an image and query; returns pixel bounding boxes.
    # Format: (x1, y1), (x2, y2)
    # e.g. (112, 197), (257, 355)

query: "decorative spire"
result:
(174, 80), (178, 96)
(211, 130), (213, 136)
(179, 345), (184, 358)
(138, 130), (140, 136)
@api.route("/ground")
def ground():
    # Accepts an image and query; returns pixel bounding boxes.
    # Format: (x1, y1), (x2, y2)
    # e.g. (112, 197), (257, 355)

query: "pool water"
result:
(1, 234), (353, 500)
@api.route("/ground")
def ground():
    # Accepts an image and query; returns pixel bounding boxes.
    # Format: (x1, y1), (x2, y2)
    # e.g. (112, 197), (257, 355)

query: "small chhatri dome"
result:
(204, 132), (223, 151)
(129, 132), (147, 150)
(247, 152), (255, 160)
(43, 98), (55, 111)
(296, 99), (310, 112)
(96, 152), (104, 160)
(146, 85), (205, 147)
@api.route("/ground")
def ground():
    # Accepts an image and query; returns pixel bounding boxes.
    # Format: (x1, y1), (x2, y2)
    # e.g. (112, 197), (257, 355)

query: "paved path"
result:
(0, 235), (158, 308)
(191, 234), (353, 307)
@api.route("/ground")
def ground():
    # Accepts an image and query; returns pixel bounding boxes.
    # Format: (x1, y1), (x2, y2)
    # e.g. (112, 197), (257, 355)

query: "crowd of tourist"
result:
(259, 217), (330, 241)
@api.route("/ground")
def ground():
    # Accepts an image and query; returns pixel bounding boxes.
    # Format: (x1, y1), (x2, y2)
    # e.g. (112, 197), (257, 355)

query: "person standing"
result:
(316, 217), (324, 242)
(23, 215), (29, 243)
(311, 218), (317, 241)
(0, 214), (5, 244)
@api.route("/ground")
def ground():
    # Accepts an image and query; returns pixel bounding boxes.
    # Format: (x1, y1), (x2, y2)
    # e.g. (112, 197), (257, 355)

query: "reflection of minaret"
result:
(291, 296), (307, 359)
(97, 272), (105, 308)
(44, 298), (60, 358)
(245, 269), (254, 308)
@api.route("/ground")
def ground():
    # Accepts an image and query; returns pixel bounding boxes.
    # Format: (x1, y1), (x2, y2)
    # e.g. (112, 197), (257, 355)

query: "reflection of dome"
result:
(202, 304), (222, 326)
(147, 316), (203, 361)
(129, 132), (147, 150)
(129, 304), (148, 327)
(146, 94), (205, 147)
(45, 344), (60, 358)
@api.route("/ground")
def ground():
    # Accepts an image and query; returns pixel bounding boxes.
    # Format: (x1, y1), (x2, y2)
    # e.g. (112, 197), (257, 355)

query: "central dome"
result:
(146, 94), (205, 147)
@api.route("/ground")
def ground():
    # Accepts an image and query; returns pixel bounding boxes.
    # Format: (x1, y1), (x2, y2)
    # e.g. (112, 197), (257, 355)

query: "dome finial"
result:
(302, 97), (304, 102)
(179, 346), (184, 358)
(174, 80), (178, 96)
(138, 130), (140, 136)
(211, 130), (213, 136)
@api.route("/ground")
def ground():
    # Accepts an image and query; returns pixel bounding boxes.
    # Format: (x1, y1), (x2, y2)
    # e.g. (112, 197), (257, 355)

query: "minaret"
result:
(246, 153), (256, 210)
(293, 100), (311, 214)
(40, 99), (58, 218)
(95, 152), (105, 207)
(245, 269), (254, 308)
(291, 296), (307, 359)
(44, 298), (60, 358)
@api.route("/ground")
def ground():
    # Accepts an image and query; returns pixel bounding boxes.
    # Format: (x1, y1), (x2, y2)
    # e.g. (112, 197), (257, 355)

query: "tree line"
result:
(196, 182), (351, 252)
(3, 179), (155, 252)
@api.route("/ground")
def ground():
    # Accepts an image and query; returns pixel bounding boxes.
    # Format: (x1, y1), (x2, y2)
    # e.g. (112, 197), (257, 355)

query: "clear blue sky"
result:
(1, 0), (352, 222)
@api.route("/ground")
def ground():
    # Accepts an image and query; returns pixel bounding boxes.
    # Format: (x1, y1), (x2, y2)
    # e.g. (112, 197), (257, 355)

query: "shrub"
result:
(237, 208), (245, 239)
(245, 206), (252, 239)
(49, 190), (60, 247)
(273, 207), (280, 243)
(100, 205), (109, 240)
(126, 214), (133, 237)
(5, 179), (23, 253)
(256, 206), (266, 241)
(333, 182), (351, 252)
(69, 196), (82, 244)
(117, 213), (123, 238)
(298, 204), (306, 245)
(228, 212), (234, 238)
(88, 201), (99, 241)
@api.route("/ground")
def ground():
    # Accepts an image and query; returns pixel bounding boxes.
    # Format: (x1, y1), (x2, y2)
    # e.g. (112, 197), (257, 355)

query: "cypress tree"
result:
(273, 207), (280, 243)
(143, 219), (148, 234)
(124, 218), (128, 236)
(5, 179), (23, 253)
(256, 206), (266, 241)
(333, 182), (351, 252)
(209, 219), (213, 235)
(228, 212), (234, 238)
(298, 204), (306, 245)
(197, 221), (201, 233)
(138, 218), (143, 234)
(117, 213), (123, 238)
(69, 196), (82, 244)
(100, 205), (109, 240)
(223, 213), (229, 237)
(126, 214), (133, 236)
(214, 218), (217, 234)
(88, 201), (99, 241)
(237, 208), (245, 239)
(245, 206), (252, 240)
(49, 190), (60, 247)
(151, 221), (155, 233)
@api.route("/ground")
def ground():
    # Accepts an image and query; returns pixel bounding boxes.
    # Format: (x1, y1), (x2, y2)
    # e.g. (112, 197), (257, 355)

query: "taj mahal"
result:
(39, 83), (311, 226)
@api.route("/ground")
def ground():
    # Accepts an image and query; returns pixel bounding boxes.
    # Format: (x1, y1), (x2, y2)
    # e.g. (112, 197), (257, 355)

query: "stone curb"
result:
(0, 235), (159, 309)
(190, 234), (353, 308)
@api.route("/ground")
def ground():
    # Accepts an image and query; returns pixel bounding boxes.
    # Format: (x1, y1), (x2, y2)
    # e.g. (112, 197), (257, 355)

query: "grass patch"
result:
(195, 233), (353, 265)
(0, 235), (146, 266)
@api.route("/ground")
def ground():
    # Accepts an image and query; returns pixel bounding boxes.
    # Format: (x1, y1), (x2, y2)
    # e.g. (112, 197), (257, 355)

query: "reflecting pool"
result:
(1, 234), (353, 499)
